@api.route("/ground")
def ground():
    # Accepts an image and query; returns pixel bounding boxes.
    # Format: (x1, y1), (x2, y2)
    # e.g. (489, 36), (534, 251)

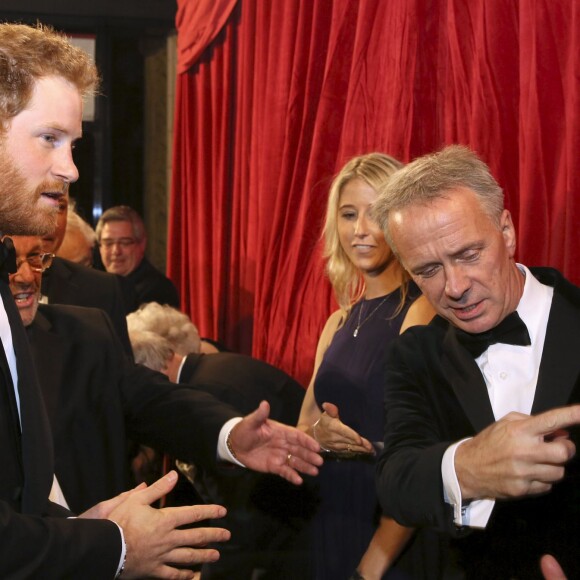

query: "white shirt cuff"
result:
(113, 523), (126, 578)
(442, 438), (495, 528)
(217, 417), (245, 467)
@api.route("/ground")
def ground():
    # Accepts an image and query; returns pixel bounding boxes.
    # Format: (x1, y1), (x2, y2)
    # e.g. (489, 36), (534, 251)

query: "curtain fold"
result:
(175, 0), (238, 73)
(170, 0), (579, 386)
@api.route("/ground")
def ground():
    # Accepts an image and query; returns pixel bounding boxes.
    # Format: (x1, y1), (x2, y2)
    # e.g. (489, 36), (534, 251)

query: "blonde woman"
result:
(298, 153), (434, 579)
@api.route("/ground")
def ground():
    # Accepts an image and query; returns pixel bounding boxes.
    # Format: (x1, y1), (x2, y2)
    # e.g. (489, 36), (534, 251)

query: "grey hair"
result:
(96, 205), (145, 242)
(67, 199), (97, 246)
(129, 329), (174, 372)
(126, 302), (201, 355)
(371, 145), (504, 252)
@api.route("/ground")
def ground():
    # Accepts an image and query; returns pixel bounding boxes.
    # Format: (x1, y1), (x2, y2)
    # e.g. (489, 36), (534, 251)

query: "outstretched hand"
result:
(83, 471), (230, 579)
(314, 402), (374, 454)
(230, 400), (323, 485)
(455, 405), (580, 500)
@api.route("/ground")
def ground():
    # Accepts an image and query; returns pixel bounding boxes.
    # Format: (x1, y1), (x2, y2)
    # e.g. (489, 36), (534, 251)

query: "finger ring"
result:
(286, 453), (292, 466)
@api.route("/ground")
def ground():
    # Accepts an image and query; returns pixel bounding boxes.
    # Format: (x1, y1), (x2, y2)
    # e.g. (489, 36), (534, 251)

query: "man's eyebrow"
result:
(40, 123), (83, 140)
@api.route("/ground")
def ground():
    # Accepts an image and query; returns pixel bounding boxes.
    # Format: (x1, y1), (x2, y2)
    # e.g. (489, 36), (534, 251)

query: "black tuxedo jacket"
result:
(0, 281), (123, 578)
(27, 304), (237, 514)
(42, 256), (135, 354)
(179, 352), (304, 424)
(127, 257), (179, 310)
(376, 268), (580, 578)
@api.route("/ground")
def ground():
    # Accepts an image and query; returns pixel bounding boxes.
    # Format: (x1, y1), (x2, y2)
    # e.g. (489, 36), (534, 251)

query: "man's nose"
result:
(444, 265), (471, 300)
(52, 145), (79, 184)
(13, 262), (36, 284)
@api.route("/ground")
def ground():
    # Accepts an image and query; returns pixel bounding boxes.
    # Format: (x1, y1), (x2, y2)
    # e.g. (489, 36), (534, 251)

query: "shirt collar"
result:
(176, 354), (187, 383)
(516, 263), (554, 345)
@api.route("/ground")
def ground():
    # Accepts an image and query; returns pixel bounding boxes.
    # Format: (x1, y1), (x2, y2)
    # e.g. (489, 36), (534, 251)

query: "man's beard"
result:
(0, 145), (65, 236)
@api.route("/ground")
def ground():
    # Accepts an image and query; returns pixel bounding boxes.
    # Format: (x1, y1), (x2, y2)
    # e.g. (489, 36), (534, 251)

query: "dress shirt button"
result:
(499, 371), (508, 380)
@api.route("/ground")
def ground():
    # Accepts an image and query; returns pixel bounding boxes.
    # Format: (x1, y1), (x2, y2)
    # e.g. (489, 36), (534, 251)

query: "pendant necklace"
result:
(353, 296), (389, 337)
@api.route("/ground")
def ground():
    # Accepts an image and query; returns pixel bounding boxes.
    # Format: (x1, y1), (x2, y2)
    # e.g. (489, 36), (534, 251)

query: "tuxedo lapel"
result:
(26, 309), (66, 428)
(441, 324), (496, 432)
(532, 286), (580, 413)
(0, 292), (22, 438)
(0, 282), (54, 514)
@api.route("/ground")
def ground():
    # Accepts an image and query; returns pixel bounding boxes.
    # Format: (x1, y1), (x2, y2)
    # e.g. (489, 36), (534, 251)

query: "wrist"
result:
(226, 428), (238, 459)
(312, 417), (330, 452)
(349, 570), (365, 580)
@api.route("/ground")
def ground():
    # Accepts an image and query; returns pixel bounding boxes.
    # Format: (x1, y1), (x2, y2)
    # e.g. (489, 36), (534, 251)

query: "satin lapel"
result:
(0, 282), (54, 514)
(441, 324), (496, 432)
(26, 308), (65, 428)
(0, 289), (21, 438)
(532, 288), (580, 413)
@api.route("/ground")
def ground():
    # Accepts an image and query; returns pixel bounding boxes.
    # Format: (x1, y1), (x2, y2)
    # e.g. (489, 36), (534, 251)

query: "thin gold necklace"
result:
(353, 296), (389, 337)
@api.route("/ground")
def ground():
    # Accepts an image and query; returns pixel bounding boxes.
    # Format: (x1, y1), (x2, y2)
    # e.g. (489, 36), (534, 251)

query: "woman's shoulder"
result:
(400, 293), (436, 333)
(323, 307), (348, 336)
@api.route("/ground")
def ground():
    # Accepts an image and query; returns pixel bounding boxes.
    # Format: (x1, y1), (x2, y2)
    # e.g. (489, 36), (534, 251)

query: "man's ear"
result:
(500, 209), (517, 258)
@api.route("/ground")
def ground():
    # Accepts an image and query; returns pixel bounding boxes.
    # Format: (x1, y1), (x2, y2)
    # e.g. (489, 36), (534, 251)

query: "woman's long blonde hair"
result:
(323, 152), (407, 312)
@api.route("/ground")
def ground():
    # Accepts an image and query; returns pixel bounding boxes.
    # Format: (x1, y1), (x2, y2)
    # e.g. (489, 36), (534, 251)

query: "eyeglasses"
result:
(15, 252), (55, 273)
(99, 238), (136, 249)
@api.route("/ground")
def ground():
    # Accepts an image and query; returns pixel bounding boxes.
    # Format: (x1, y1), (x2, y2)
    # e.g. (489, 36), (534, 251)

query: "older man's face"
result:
(8, 236), (44, 326)
(99, 220), (146, 276)
(0, 76), (82, 236)
(388, 187), (523, 334)
(41, 193), (69, 254)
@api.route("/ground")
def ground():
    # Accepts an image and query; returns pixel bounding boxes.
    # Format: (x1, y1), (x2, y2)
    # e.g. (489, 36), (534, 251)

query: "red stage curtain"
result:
(175, 0), (237, 74)
(169, 0), (580, 386)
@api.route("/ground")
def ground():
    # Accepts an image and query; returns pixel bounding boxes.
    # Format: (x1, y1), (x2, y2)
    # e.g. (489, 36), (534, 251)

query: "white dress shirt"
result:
(441, 265), (554, 527)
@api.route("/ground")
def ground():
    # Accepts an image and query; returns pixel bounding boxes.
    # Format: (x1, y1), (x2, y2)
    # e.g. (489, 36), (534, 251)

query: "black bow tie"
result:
(0, 237), (17, 283)
(455, 311), (531, 358)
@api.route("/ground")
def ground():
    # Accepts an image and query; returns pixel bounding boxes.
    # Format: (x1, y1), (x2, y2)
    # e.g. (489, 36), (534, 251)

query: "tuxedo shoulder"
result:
(398, 315), (448, 342)
(37, 303), (110, 329)
(57, 258), (117, 285)
(531, 267), (580, 299)
(388, 316), (447, 365)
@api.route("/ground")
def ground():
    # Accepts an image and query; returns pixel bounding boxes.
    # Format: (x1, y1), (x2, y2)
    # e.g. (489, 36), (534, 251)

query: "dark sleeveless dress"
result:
(312, 285), (419, 580)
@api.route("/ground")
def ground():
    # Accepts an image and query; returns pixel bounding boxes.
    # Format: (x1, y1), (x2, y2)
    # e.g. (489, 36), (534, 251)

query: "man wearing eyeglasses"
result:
(38, 193), (136, 355)
(5, 236), (53, 327)
(96, 205), (180, 310)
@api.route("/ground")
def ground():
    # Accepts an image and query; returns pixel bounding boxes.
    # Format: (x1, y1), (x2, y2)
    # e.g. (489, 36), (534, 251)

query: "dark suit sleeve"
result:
(91, 310), (238, 468)
(0, 501), (121, 579)
(375, 329), (466, 536)
(121, 360), (238, 468)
